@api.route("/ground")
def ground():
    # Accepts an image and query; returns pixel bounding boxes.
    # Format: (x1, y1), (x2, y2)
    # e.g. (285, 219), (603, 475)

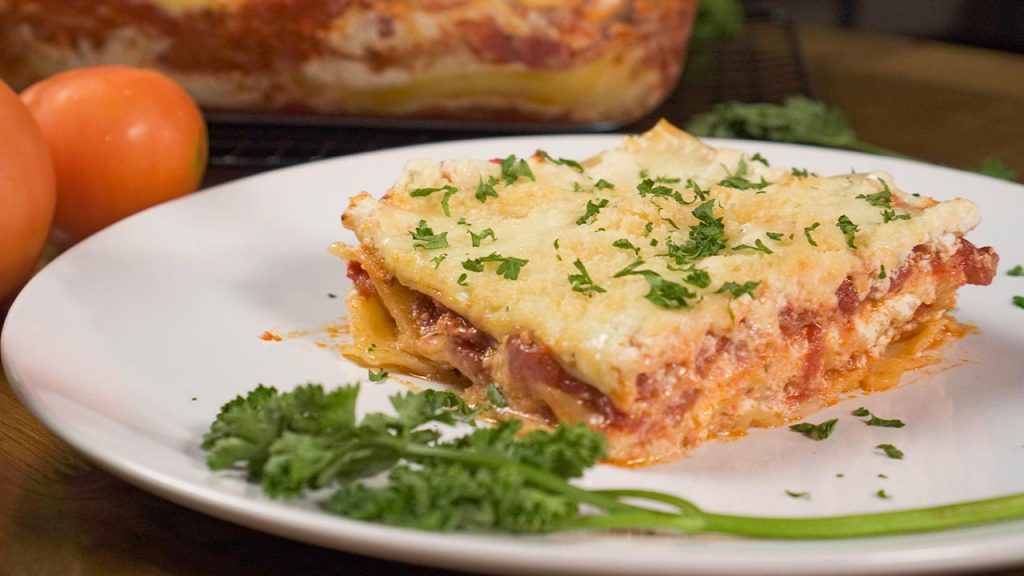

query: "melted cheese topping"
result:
(342, 121), (980, 409)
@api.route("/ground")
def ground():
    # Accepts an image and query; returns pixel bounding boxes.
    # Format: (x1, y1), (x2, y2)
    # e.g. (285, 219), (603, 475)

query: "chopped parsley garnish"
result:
(854, 407), (905, 428)
(803, 222), (820, 246)
(637, 178), (688, 205)
(613, 238), (640, 254)
(410, 220), (449, 250)
(1012, 295), (1024, 309)
(685, 179), (709, 201)
(469, 228), (496, 247)
(204, 383), (1024, 538)
(876, 489), (892, 500)
(499, 154), (536, 184)
(457, 273), (469, 286)
(789, 418), (838, 440)
(430, 253), (448, 269)
(1007, 265), (1024, 277)
(457, 217), (471, 226)
(475, 176), (500, 202)
(615, 265), (695, 308)
(836, 215), (859, 249)
(683, 267), (712, 288)
(576, 198), (609, 225)
(876, 443), (904, 459)
(878, 265), (887, 279)
(409, 185), (458, 217)
(612, 257), (645, 278)
(975, 157), (1016, 181)
(553, 239), (560, 250)
(856, 181), (893, 208)
(732, 238), (773, 255)
(786, 490), (810, 499)
(867, 416), (906, 428)
(535, 150), (584, 173)
(595, 178), (615, 190)
(368, 368), (388, 382)
(643, 222), (654, 236)
(791, 167), (811, 177)
(882, 209), (911, 223)
(718, 174), (769, 190)
(568, 259), (606, 295)
(665, 200), (727, 263)
(766, 232), (785, 241)
(463, 253), (529, 280)
(485, 383), (509, 408)
(327, 293), (337, 299)
(716, 281), (760, 299)
(751, 152), (770, 166)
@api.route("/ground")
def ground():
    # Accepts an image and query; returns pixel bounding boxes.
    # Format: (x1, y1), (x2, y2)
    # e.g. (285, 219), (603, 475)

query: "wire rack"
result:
(204, 8), (812, 179)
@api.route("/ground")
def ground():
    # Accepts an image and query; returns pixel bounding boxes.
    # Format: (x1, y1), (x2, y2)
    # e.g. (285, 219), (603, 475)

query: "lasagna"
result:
(0, 0), (696, 124)
(336, 121), (998, 464)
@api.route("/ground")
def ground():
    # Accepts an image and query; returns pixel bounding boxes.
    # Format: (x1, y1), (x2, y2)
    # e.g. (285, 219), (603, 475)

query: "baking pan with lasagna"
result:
(335, 120), (998, 465)
(0, 0), (698, 125)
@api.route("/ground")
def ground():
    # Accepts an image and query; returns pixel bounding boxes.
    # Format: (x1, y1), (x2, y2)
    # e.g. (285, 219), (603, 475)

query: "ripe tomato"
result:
(20, 65), (208, 246)
(0, 80), (56, 306)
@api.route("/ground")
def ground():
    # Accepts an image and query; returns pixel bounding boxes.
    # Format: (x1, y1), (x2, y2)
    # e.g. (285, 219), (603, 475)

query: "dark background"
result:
(751, 0), (1024, 53)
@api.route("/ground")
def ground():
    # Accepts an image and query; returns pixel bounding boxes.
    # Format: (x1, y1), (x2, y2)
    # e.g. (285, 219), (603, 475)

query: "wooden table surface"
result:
(2, 26), (1023, 576)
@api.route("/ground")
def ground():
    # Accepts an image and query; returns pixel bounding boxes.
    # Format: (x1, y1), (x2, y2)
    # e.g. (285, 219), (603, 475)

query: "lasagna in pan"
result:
(0, 0), (696, 123)
(336, 121), (998, 464)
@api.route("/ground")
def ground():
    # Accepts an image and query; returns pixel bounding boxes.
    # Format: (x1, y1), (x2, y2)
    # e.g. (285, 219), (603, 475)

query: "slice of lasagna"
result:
(335, 121), (998, 465)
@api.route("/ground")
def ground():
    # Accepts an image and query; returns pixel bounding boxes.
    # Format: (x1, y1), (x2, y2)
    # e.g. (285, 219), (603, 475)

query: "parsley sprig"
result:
(205, 384), (1024, 538)
(568, 259), (606, 295)
(462, 253), (529, 280)
(410, 220), (449, 250)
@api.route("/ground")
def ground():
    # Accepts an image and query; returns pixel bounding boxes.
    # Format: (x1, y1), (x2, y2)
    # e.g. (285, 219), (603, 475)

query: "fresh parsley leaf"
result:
(457, 273), (469, 286)
(975, 157), (1016, 181)
(637, 179), (688, 205)
(876, 489), (892, 500)
(836, 215), (859, 249)
(882, 209), (911, 223)
(1007, 265), (1024, 277)
(613, 238), (640, 254)
(751, 152), (769, 166)
(499, 155), (536, 184)
(463, 253), (529, 280)
(685, 179), (709, 201)
(643, 222), (654, 237)
(553, 239), (560, 250)
(469, 228), (496, 247)
(852, 407), (871, 417)
(576, 198), (609, 225)
(791, 167), (811, 177)
(486, 384), (509, 408)
(327, 293), (337, 299)
(878, 265), (887, 279)
(410, 185), (458, 217)
(612, 257), (645, 278)
(731, 239), (773, 255)
(430, 254), (448, 269)
(686, 96), (896, 156)
(856, 180), (893, 208)
(683, 267), (712, 289)
(803, 222), (820, 246)
(475, 176), (500, 203)
(368, 368), (388, 382)
(718, 174), (769, 190)
(867, 415), (906, 428)
(457, 217), (471, 226)
(536, 150), (584, 173)
(595, 178), (615, 190)
(664, 200), (727, 264)
(411, 220), (449, 250)
(1012, 295), (1024, 310)
(766, 232), (785, 241)
(568, 259), (606, 295)
(789, 418), (838, 440)
(636, 272), (695, 309)
(785, 490), (809, 499)
(876, 443), (904, 459)
(716, 280), (760, 299)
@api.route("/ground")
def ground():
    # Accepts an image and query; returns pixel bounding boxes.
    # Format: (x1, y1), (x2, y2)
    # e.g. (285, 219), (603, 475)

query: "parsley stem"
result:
(592, 489), (702, 516)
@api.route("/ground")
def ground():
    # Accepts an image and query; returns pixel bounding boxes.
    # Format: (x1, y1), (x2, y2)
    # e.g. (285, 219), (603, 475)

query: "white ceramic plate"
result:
(4, 137), (1024, 576)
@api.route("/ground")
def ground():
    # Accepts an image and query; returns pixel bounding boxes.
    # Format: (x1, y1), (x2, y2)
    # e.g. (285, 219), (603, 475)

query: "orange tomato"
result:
(20, 65), (208, 247)
(0, 80), (56, 306)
